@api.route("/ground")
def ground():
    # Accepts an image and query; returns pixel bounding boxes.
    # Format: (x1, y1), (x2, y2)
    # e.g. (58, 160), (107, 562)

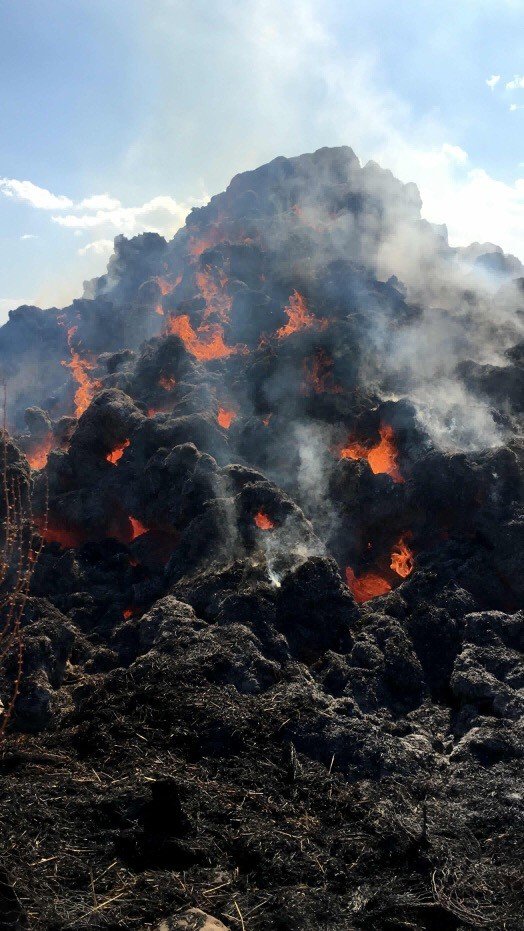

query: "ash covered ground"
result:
(0, 146), (522, 930)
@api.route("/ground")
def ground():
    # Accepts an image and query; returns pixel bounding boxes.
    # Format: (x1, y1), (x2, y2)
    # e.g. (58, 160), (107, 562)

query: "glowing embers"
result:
(159, 374), (176, 391)
(153, 274), (183, 315)
(34, 516), (86, 549)
(301, 349), (342, 395)
(166, 313), (241, 362)
(276, 291), (328, 339)
(339, 423), (404, 484)
(217, 407), (237, 429)
(26, 433), (54, 470)
(345, 535), (415, 603)
(254, 510), (275, 530)
(345, 567), (392, 603)
(106, 439), (130, 464)
(62, 325), (100, 418)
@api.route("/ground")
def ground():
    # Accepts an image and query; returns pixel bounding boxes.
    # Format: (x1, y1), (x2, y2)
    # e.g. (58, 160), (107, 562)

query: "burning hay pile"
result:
(0, 147), (522, 929)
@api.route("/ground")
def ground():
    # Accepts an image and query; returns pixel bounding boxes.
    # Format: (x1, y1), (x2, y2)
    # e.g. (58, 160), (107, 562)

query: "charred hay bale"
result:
(129, 413), (229, 469)
(19, 599), (75, 688)
(111, 596), (206, 664)
(131, 333), (199, 393)
(451, 643), (524, 720)
(13, 669), (57, 731)
(276, 556), (357, 657)
(225, 288), (286, 347)
(137, 444), (220, 532)
(384, 581), (477, 699)
(450, 719), (524, 765)
(166, 498), (241, 583)
(24, 406), (51, 439)
(345, 614), (426, 713)
(464, 609), (524, 651)
(69, 388), (144, 458)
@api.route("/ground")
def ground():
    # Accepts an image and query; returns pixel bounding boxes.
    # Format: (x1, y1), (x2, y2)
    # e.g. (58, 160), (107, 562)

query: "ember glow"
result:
(345, 567), (392, 603)
(106, 439), (130, 464)
(159, 374), (176, 391)
(26, 433), (54, 470)
(129, 516), (148, 540)
(339, 423), (404, 483)
(254, 510), (275, 530)
(34, 516), (85, 549)
(390, 535), (414, 578)
(62, 326), (99, 418)
(301, 349), (342, 395)
(277, 291), (328, 339)
(217, 407), (237, 429)
(196, 267), (232, 322)
(155, 274), (182, 296)
(166, 313), (240, 361)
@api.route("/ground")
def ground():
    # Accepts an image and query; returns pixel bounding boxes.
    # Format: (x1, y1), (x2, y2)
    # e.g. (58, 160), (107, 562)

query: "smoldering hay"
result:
(2, 144), (522, 603)
(0, 147), (522, 929)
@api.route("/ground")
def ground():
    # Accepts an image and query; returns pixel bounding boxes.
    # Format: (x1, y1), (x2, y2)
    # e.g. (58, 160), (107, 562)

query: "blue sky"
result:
(1, 0), (523, 319)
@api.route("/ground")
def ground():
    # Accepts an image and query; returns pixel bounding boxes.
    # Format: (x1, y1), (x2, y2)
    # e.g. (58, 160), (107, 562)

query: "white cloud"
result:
(53, 193), (205, 239)
(0, 177), (73, 209)
(79, 193), (122, 210)
(486, 74), (501, 90)
(20, 233), (37, 240)
(506, 75), (524, 90)
(441, 143), (469, 163)
(77, 239), (114, 256)
(509, 103), (523, 111)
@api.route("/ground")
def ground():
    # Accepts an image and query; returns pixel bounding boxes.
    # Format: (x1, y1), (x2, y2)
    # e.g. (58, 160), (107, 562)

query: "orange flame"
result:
(345, 566), (391, 603)
(339, 423), (404, 483)
(390, 535), (414, 578)
(188, 226), (225, 258)
(277, 291), (328, 339)
(106, 439), (130, 464)
(27, 434), (54, 470)
(301, 349), (342, 395)
(129, 517), (147, 540)
(254, 510), (275, 530)
(159, 374), (176, 391)
(62, 326), (99, 418)
(217, 407), (237, 429)
(166, 314), (241, 362)
(196, 267), (232, 322)
(155, 275), (182, 296)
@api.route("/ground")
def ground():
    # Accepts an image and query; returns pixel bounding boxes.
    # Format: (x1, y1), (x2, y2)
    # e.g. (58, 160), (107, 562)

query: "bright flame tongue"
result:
(166, 314), (238, 361)
(62, 326), (99, 418)
(277, 290), (328, 338)
(390, 535), (414, 577)
(196, 267), (232, 322)
(345, 567), (391, 603)
(340, 423), (404, 483)
(217, 407), (236, 429)
(346, 535), (414, 602)
(254, 510), (275, 530)
(106, 439), (130, 464)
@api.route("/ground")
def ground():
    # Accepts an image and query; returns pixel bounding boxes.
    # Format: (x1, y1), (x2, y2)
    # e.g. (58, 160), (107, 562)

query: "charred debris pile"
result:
(0, 146), (522, 929)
